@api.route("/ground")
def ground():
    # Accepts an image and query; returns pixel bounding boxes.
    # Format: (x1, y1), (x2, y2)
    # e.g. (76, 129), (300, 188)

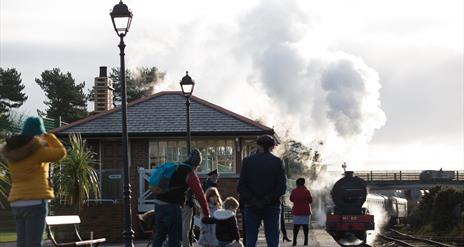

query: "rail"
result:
(379, 229), (455, 247)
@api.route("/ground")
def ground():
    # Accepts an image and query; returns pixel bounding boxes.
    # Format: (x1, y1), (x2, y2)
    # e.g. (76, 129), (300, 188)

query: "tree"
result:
(53, 133), (100, 212)
(0, 112), (25, 207)
(0, 111), (25, 141)
(408, 186), (464, 234)
(0, 157), (10, 209)
(109, 66), (165, 104)
(282, 140), (312, 178)
(35, 68), (88, 123)
(0, 68), (28, 121)
(281, 139), (324, 180)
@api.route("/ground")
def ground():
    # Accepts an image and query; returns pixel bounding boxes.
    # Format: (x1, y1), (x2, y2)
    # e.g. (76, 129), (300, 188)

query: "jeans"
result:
(153, 202), (183, 247)
(11, 200), (48, 247)
(181, 206), (193, 247)
(244, 205), (281, 247)
(218, 240), (232, 247)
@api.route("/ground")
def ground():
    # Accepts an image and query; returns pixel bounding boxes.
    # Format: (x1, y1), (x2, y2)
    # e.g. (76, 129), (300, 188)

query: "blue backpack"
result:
(148, 162), (192, 195)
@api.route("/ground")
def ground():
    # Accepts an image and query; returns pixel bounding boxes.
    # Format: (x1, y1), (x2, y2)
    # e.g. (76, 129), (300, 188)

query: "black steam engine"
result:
(326, 171), (374, 245)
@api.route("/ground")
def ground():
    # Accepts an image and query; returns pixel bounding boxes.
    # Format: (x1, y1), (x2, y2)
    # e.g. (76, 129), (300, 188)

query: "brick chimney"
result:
(94, 66), (114, 112)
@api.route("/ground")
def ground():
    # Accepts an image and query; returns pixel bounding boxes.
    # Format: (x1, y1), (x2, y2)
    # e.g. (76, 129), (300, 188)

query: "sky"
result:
(1, 0), (463, 171)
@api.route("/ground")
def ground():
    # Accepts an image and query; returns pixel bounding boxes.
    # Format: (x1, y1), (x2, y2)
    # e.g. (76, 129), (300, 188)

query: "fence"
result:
(138, 167), (155, 212)
(355, 170), (464, 181)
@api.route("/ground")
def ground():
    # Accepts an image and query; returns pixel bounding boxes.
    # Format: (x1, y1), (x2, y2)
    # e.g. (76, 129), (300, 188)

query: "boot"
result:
(293, 224), (299, 246)
(303, 224), (309, 246)
(283, 235), (291, 242)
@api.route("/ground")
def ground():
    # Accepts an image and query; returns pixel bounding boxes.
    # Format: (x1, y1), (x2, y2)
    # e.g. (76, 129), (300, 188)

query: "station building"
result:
(53, 90), (275, 210)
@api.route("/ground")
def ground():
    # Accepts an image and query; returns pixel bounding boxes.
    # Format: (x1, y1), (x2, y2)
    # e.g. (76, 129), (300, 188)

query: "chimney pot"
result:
(99, 66), (107, 77)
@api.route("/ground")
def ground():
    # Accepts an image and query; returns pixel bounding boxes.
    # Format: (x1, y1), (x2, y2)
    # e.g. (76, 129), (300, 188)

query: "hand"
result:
(201, 216), (214, 224)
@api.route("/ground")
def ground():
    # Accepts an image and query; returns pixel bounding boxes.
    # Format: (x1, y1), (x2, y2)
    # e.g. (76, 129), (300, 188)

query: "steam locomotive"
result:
(326, 171), (409, 245)
(326, 171), (374, 244)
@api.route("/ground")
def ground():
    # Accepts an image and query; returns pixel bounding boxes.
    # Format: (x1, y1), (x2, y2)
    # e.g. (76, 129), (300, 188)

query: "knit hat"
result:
(21, 117), (46, 136)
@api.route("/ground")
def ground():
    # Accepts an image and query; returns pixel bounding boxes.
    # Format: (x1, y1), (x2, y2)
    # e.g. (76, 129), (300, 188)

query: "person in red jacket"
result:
(290, 178), (312, 246)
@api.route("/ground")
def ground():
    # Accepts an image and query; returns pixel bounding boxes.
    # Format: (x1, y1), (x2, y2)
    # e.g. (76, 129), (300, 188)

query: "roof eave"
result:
(55, 130), (275, 138)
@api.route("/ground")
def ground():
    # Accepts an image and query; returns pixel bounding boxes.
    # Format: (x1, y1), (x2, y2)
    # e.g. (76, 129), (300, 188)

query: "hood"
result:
(1, 136), (44, 162)
(213, 209), (235, 220)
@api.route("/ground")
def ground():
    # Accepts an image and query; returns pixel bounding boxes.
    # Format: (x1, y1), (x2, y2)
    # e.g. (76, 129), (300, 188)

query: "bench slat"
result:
(75, 238), (106, 246)
(46, 215), (81, 225)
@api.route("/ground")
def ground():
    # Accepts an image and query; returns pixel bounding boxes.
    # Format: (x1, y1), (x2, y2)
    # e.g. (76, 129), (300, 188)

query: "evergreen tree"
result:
(35, 68), (88, 123)
(281, 139), (324, 179)
(109, 66), (165, 104)
(282, 140), (312, 178)
(0, 68), (28, 120)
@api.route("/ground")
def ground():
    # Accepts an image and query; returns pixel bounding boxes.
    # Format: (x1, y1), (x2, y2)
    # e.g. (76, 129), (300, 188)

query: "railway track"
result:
(378, 229), (456, 247)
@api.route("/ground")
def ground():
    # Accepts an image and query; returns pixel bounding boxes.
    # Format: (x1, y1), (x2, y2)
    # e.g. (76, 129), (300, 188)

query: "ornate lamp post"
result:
(110, 1), (134, 246)
(180, 71), (195, 155)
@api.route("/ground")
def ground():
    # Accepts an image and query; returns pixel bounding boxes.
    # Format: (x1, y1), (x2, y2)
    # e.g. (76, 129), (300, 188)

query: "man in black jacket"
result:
(237, 135), (287, 247)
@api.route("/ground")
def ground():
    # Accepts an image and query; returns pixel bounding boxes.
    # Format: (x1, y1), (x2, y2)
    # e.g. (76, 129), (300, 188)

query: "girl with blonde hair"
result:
(198, 187), (222, 246)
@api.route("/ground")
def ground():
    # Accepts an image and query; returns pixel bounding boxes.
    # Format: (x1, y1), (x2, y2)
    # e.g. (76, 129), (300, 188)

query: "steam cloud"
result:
(138, 0), (386, 167)
(236, 0), (386, 166)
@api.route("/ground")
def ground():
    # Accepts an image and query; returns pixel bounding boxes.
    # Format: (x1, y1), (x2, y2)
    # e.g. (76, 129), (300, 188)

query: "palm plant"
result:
(54, 133), (100, 212)
(0, 160), (10, 208)
(0, 112), (23, 208)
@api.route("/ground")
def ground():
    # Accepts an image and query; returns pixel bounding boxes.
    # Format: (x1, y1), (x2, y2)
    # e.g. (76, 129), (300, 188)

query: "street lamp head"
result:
(110, 0), (133, 36)
(180, 71), (195, 97)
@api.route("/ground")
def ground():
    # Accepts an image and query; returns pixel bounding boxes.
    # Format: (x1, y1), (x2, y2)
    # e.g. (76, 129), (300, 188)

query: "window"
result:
(149, 139), (236, 173)
(242, 139), (257, 158)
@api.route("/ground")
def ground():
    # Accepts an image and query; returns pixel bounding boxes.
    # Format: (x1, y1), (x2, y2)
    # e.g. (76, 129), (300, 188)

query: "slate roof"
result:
(53, 91), (274, 137)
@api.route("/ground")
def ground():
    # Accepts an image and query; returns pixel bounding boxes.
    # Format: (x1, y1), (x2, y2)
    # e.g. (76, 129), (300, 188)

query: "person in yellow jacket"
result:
(0, 117), (66, 247)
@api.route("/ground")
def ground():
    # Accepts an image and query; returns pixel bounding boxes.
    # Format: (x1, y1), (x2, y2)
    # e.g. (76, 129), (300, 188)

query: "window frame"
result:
(148, 137), (237, 174)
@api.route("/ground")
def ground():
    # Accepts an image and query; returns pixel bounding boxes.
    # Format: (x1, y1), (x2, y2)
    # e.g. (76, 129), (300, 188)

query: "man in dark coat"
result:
(237, 135), (287, 247)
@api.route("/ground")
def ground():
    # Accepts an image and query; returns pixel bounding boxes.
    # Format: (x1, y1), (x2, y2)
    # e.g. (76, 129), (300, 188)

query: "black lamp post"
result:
(180, 71), (195, 155)
(110, 1), (134, 246)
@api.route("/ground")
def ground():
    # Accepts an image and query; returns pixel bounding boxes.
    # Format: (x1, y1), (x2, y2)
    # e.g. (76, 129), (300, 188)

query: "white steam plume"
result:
(236, 0), (386, 168)
(365, 203), (389, 245)
(133, 0), (386, 168)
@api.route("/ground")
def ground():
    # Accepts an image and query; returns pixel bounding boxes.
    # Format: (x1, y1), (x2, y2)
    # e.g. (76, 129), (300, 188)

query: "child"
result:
(198, 187), (222, 247)
(213, 197), (242, 247)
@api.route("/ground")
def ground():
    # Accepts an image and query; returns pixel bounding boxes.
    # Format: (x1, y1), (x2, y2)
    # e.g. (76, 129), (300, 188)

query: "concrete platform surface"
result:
(0, 229), (339, 247)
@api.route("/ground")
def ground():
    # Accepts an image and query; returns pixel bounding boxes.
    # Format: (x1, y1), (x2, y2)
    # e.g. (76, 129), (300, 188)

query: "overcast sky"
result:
(1, 0), (463, 171)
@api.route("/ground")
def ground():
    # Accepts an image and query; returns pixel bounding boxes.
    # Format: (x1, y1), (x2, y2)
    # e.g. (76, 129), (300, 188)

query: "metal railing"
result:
(354, 170), (464, 182)
(138, 167), (155, 212)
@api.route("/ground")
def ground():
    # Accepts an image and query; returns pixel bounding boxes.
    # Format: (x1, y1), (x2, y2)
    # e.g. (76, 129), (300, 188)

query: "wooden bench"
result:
(46, 215), (106, 246)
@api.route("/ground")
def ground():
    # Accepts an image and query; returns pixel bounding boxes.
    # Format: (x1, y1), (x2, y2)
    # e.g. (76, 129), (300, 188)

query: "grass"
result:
(0, 232), (16, 242)
(0, 232), (48, 243)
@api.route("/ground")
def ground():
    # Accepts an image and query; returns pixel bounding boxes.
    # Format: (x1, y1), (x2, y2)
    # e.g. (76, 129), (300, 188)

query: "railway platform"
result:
(0, 228), (340, 247)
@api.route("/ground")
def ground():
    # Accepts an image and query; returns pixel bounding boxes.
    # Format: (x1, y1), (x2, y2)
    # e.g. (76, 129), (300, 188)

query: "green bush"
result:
(409, 186), (464, 234)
